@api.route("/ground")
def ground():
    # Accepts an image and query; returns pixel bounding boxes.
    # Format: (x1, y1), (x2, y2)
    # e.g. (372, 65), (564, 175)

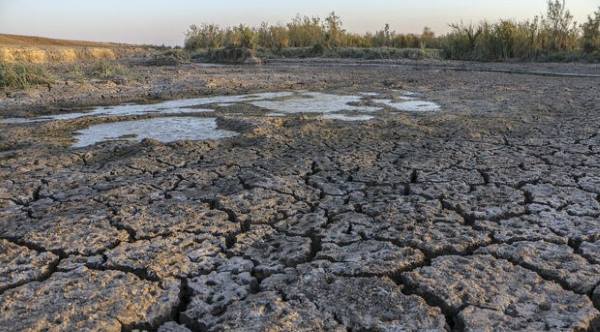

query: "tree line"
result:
(184, 1), (600, 61)
(185, 12), (439, 51)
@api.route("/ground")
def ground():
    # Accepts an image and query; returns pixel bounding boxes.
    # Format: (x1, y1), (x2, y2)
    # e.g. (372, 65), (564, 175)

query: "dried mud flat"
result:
(1, 59), (600, 331)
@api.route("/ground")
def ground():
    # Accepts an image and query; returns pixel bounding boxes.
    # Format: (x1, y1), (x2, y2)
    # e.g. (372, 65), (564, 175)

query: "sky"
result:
(1, 0), (598, 46)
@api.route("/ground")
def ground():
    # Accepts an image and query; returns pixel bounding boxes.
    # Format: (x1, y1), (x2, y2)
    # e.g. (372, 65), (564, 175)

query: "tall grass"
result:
(441, 20), (549, 60)
(441, 1), (584, 61)
(0, 62), (54, 89)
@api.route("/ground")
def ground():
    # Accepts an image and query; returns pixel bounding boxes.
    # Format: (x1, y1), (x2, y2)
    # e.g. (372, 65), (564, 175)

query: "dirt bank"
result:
(0, 33), (152, 64)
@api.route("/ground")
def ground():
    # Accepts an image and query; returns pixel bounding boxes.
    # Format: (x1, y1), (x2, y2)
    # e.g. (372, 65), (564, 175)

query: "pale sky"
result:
(0, 0), (598, 46)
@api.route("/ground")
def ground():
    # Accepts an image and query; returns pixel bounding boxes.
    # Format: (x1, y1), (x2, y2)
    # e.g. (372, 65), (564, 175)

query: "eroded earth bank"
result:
(1, 60), (600, 331)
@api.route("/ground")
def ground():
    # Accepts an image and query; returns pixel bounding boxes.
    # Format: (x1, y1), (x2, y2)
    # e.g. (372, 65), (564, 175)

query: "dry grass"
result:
(0, 59), (141, 90)
(0, 62), (54, 89)
(57, 60), (139, 83)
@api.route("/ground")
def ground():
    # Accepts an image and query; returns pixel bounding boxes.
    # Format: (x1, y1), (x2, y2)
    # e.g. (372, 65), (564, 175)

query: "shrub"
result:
(0, 62), (54, 89)
(311, 43), (325, 56)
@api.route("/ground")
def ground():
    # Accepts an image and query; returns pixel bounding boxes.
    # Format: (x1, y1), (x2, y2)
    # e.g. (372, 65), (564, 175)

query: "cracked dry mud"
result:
(1, 60), (600, 331)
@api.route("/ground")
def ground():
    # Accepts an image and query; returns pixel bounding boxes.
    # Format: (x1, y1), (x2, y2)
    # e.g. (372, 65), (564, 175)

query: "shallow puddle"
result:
(72, 117), (238, 148)
(195, 63), (226, 68)
(321, 114), (374, 121)
(1, 104), (213, 124)
(359, 92), (381, 97)
(374, 99), (441, 112)
(251, 92), (382, 114)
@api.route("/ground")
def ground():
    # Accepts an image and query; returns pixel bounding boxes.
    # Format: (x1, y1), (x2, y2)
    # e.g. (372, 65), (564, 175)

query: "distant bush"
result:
(0, 62), (54, 89)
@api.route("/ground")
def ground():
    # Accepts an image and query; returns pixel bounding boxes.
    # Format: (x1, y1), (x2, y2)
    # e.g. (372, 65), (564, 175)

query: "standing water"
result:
(72, 117), (238, 147)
